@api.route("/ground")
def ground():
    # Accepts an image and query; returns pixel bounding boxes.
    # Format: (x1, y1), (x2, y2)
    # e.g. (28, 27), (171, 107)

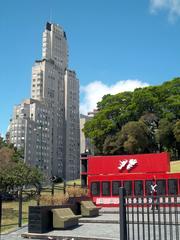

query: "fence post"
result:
(63, 180), (66, 195)
(18, 188), (22, 227)
(51, 182), (54, 197)
(37, 185), (41, 206)
(119, 187), (127, 240)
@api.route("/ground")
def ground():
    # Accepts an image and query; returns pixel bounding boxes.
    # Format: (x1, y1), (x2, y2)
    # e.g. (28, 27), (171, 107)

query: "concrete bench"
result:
(81, 201), (99, 217)
(51, 208), (81, 229)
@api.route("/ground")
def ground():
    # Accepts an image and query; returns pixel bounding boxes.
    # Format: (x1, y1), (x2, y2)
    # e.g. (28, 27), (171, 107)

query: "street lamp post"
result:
(50, 175), (57, 197)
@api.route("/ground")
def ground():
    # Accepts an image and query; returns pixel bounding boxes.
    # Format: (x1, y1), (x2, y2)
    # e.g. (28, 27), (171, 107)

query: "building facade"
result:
(9, 22), (80, 181)
(80, 114), (93, 154)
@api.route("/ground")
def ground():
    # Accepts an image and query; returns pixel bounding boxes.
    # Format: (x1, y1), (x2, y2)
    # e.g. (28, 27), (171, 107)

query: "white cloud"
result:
(80, 79), (149, 115)
(150, 0), (180, 22)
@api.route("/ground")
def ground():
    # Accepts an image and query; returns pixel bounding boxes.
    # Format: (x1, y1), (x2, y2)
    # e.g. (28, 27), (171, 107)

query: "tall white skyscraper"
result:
(9, 22), (80, 181)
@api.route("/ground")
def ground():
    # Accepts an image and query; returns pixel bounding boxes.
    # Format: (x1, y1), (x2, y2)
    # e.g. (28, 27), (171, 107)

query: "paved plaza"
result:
(1, 207), (179, 240)
(0, 208), (120, 240)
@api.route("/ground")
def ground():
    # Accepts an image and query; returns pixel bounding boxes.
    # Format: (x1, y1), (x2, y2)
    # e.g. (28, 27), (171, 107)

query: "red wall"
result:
(88, 152), (170, 175)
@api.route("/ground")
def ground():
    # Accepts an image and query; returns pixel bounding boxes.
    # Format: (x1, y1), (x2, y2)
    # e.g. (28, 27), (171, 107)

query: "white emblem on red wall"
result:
(118, 159), (138, 171)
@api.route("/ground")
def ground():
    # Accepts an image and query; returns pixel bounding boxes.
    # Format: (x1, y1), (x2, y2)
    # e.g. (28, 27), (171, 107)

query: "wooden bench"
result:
(51, 208), (81, 229)
(81, 201), (99, 217)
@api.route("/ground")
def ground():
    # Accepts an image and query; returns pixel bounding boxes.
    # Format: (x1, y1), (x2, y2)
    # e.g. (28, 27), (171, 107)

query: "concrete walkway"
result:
(1, 208), (120, 240)
(1, 207), (178, 240)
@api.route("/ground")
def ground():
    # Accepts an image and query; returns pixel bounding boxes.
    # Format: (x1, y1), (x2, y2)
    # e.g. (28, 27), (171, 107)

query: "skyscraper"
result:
(9, 22), (80, 181)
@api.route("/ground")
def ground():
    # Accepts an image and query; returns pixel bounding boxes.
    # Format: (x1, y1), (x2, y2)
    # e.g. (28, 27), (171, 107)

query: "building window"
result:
(168, 179), (178, 195)
(112, 181), (121, 196)
(123, 181), (132, 196)
(134, 180), (143, 196)
(91, 182), (100, 196)
(157, 179), (166, 195)
(102, 181), (110, 196)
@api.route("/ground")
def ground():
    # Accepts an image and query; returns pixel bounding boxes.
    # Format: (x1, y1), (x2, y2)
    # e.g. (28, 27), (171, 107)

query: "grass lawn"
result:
(1, 179), (81, 233)
(1, 199), (37, 233)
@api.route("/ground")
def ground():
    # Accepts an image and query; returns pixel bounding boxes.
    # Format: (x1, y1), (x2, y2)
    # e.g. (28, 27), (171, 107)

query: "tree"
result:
(140, 113), (159, 152)
(173, 120), (180, 159)
(117, 121), (150, 154)
(0, 141), (42, 192)
(103, 135), (119, 155)
(131, 86), (159, 118)
(83, 78), (180, 156)
(173, 120), (180, 142)
(84, 112), (116, 154)
(155, 118), (176, 158)
(83, 91), (134, 154)
(0, 147), (14, 169)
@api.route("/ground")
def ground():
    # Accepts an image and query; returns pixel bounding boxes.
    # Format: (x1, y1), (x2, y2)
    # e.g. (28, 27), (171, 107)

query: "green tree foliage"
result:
(117, 121), (150, 154)
(173, 120), (180, 142)
(83, 78), (180, 158)
(131, 87), (159, 118)
(155, 119), (176, 151)
(173, 120), (180, 158)
(103, 135), (119, 155)
(0, 138), (42, 192)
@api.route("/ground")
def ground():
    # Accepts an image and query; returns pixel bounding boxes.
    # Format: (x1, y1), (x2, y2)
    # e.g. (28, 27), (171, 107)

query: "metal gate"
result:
(119, 187), (180, 240)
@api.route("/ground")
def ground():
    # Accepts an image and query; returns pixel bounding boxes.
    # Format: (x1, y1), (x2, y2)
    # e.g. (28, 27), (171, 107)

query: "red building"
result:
(81, 152), (180, 206)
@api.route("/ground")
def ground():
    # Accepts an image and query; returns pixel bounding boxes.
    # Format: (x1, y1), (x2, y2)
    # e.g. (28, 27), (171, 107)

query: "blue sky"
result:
(1, 0), (180, 136)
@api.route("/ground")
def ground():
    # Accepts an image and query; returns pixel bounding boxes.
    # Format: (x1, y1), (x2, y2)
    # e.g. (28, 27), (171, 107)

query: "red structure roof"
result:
(88, 152), (170, 175)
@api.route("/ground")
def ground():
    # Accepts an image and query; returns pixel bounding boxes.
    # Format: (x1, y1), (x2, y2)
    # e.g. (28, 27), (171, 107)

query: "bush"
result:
(66, 186), (88, 197)
(39, 195), (69, 206)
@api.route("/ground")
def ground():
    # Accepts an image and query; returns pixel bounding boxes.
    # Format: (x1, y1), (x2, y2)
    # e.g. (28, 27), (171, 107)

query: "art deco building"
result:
(9, 22), (80, 181)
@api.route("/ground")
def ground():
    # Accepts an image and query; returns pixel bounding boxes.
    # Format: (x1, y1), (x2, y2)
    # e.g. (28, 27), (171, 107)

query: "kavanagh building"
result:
(8, 22), (80, 181)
